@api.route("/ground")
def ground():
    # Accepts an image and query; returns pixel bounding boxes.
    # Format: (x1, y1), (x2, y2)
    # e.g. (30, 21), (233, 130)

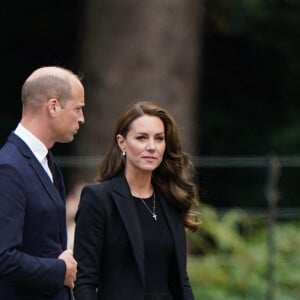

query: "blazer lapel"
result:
(158, 190), (186, 286)
(111, 174), (145, 287)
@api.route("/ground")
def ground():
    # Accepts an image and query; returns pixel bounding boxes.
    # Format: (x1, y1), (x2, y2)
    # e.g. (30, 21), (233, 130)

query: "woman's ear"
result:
(116, 134), (125, 151)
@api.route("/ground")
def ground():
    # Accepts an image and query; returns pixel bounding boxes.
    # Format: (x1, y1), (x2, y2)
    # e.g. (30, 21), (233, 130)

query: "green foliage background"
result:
(187, 205), (300, 299)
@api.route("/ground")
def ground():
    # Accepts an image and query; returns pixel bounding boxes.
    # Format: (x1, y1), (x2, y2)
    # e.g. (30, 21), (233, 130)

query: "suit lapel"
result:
(8, 133), (67, 248)
(111, 174), (145, 287)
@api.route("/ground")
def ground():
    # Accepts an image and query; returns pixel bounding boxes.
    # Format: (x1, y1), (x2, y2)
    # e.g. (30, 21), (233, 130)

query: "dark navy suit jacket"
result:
(73, 173), (195, 300)
(0, 133), (71, 299)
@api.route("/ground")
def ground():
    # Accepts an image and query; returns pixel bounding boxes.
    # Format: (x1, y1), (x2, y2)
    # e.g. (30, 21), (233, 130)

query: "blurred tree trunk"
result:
(74, 0), (203, 180)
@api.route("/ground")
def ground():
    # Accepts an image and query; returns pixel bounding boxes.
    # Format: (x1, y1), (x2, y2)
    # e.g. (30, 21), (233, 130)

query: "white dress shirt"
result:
(14, 123), (53, 182)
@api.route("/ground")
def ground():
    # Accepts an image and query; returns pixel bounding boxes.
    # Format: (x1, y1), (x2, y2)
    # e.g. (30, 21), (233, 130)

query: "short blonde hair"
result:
(21, 66), (81, 111)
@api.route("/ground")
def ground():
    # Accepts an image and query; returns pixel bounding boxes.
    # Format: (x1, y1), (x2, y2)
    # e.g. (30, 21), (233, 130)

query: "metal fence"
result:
(56, 155), (300, 168)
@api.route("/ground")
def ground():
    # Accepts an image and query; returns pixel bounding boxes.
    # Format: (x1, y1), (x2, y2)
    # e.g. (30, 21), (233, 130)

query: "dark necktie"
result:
(47, 152), (60, 190)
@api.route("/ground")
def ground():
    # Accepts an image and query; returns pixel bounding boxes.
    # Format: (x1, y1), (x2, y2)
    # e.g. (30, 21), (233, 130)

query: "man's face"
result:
(55, 81), (85, 143)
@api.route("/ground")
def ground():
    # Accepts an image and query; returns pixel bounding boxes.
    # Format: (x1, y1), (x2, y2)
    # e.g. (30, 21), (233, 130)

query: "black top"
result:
(133, 193), (175, 299)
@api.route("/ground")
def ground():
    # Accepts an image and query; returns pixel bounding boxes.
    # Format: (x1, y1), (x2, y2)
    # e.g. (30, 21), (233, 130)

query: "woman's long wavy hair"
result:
(96, 101), (200, 231)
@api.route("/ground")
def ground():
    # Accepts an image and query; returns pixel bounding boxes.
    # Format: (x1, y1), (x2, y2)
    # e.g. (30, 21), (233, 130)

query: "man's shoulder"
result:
(0, 142), (18, 162)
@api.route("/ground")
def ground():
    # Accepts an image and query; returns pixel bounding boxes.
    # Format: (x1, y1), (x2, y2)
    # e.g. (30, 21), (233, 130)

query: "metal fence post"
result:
(265, 155), (281, 300)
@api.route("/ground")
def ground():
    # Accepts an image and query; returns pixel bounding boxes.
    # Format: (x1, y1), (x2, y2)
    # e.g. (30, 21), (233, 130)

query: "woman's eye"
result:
(137, 136), (146, 140)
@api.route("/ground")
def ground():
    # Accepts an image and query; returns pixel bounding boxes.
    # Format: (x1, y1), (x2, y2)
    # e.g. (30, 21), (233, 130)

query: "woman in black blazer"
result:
(73, 101), (200, 300)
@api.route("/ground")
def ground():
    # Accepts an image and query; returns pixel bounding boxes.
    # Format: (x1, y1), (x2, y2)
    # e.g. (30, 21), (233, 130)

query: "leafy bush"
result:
(187, 205), (300, 299)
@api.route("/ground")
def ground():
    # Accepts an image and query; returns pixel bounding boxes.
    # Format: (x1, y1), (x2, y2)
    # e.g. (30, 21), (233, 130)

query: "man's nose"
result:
(79, 111), (85, 124)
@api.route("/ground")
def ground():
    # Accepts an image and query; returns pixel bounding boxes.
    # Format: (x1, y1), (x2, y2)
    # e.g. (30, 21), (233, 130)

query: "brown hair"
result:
(96, 101), (200, 231)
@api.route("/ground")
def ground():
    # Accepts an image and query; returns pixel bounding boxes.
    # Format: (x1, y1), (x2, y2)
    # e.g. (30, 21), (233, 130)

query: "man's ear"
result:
(47, 98), (59, 116)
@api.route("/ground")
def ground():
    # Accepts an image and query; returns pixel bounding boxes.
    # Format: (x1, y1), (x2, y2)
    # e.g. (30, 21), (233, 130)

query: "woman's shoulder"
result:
(82, 179), (112, 195)
(81, 173), (128, 202)
(78, 180), (114, 214)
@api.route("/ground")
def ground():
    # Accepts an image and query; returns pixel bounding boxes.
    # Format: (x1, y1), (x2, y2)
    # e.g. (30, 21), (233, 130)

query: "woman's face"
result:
(117, 115), (166, 174)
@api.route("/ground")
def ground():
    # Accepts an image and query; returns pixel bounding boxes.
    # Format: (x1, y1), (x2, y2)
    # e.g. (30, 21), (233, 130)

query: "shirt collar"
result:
(14, 123), (48, 163)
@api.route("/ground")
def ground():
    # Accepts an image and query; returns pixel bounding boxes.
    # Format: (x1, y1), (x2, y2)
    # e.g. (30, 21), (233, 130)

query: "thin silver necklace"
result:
(139, 193), (157, 221)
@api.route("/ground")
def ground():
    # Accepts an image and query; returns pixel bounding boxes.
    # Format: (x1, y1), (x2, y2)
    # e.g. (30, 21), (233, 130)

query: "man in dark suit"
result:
(0, 66), (85, 299)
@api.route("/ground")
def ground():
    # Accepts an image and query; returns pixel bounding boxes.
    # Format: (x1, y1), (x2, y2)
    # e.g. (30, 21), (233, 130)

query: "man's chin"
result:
(58, 136), (75, 143)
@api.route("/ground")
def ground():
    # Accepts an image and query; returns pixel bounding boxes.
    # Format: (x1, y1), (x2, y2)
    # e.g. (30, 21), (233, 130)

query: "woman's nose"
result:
(146, 139), (155, 150)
